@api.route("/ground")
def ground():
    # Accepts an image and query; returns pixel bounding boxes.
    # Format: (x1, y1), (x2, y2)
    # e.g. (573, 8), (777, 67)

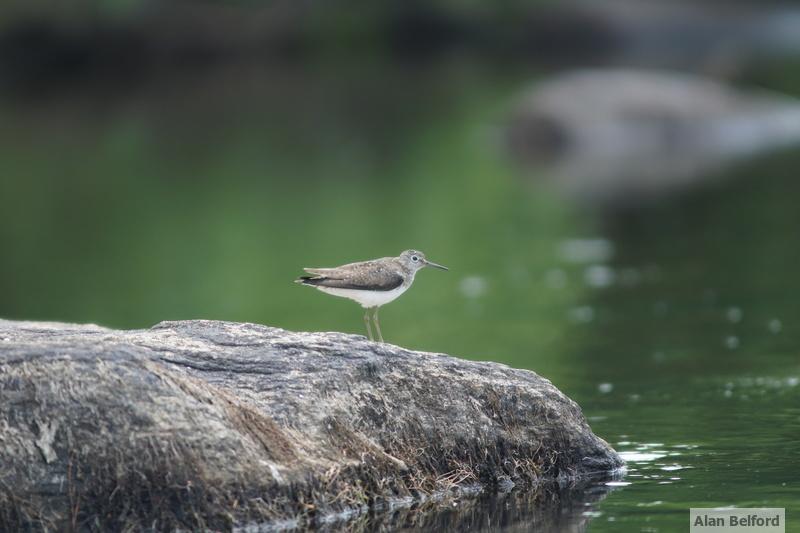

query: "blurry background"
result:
(1, 1), (799, 530)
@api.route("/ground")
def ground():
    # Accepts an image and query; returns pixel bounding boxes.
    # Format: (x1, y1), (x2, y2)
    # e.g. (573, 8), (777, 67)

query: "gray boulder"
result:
(0, 319), (621, 531)
(507, 69), (800, 208)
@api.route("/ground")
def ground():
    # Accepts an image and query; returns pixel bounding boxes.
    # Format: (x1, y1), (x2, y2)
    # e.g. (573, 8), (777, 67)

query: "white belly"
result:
(316, 284), (409, 308)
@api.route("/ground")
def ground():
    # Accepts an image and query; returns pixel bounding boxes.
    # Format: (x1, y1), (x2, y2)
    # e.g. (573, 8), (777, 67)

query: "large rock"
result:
(0, 319), (621, 530)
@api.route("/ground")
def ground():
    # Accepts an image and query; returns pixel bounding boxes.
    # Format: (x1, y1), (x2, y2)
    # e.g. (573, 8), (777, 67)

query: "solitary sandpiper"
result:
(295, 250), (448, 342)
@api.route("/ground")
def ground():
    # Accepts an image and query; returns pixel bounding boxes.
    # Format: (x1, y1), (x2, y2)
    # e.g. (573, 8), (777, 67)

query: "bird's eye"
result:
(411, 256), (419, 262)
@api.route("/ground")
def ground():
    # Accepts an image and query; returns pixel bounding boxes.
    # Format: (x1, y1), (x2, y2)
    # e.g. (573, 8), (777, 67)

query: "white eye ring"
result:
(412, 256), (419, 262)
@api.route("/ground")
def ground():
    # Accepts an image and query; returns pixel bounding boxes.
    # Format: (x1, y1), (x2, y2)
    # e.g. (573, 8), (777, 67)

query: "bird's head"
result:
(399, 250), (448, 272)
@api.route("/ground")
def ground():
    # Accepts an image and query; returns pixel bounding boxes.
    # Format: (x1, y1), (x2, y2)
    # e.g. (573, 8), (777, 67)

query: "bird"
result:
(295, 250), (448, 342)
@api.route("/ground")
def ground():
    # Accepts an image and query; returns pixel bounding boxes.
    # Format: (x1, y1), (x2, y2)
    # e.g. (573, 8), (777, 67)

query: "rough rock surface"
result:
(0, 319), (622, 530)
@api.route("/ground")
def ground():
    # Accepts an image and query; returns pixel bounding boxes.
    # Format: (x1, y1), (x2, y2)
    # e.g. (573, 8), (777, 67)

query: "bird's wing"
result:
(299, 261), (404, 291)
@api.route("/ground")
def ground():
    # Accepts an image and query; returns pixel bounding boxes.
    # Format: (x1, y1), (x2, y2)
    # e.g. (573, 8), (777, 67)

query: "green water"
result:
(1, 65), (798, 531)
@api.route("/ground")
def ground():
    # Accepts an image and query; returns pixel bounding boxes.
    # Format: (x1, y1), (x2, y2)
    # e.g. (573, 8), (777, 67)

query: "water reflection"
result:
(318, 477), (621, 532)
(557, 158), (800, 529)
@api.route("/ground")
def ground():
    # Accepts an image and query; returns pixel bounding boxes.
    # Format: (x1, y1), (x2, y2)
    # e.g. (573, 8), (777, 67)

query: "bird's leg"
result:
(363, 308), (374, 341)
(372, 307), (384, 343)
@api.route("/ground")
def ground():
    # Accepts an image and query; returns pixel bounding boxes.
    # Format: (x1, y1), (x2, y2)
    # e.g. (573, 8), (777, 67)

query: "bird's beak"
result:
(424, 259), (449, 271)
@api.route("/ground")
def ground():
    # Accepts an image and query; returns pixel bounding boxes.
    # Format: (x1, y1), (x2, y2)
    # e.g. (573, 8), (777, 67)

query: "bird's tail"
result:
(295, 276), (325, 286)
(296, 267), (335, 286)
